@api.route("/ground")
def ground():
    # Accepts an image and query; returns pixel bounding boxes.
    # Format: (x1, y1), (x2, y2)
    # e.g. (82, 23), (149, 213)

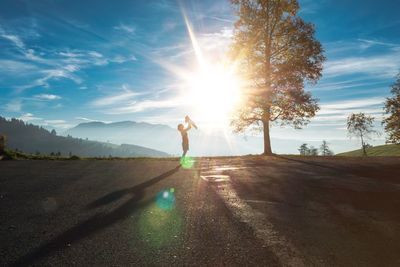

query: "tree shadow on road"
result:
(274, 155), (344, 172)
(12, 165), (181, 267)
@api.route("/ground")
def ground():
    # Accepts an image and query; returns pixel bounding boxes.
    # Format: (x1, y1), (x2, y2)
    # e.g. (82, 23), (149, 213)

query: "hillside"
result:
(337, 144), (400, 156)
(0, 117), (169, 157)
(65, 121), (179, 154)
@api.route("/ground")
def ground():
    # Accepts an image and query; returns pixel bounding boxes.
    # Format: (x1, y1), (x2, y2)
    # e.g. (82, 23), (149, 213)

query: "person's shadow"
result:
(13, 165), (181, 267)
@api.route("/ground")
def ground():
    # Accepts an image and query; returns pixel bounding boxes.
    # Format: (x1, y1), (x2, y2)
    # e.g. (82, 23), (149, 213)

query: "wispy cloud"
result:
(44, 119), (66, 124)
(107, 97), (184, 114)
(16, 112), (72, 129)
(162, 20), (178, 32)
(324, 52), (400, 78)
(91, 87), (141, 107)
(358, 38), (399, 50)
(1, 33), (25, 49)
(18, 113), (42, 122)
(312, 97), (385, 125)
(320, 96), (385, 111)
(34, 94), (62, 100)
(114, 23), (136, 34)
(1, 27), (136, 92)
(0, 59), (38, 74)
(5, 99), (22, 112)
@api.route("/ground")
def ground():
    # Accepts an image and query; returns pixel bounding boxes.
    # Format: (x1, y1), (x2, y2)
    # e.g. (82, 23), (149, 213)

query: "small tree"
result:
(298, 143), (309, 155)
(308, 146), (318, 156)
(383, 73), (400, 143)
(320, 140), (333, 156)
(347, 113), (379, 156)
(51, 129), (57, 135)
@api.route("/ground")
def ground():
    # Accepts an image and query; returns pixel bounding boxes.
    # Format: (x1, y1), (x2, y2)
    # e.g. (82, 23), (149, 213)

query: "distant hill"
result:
(65, 121), (177, 151)
(0, 117), (169, 157)
(337, 144), (400, 156)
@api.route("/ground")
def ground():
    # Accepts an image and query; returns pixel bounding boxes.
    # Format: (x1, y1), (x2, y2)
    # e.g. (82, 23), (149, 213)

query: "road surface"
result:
(1, 156), (400, 266)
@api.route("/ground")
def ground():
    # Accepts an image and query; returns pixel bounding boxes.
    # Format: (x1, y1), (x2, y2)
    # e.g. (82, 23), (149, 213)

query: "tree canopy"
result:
(383, 74), (400, 144)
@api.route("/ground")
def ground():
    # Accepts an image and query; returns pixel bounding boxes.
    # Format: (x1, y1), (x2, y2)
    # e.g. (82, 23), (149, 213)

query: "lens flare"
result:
(180, 156), (195, 169)
(156, 188), (176, 210)
(137, 189), (182, 249)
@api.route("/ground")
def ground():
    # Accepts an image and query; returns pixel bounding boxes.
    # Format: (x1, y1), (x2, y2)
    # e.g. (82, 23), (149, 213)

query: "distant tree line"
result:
(298, 140), (333, 156)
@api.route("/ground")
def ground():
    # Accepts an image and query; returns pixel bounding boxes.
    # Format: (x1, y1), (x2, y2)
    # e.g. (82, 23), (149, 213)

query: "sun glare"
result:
(186, 64), (241, 129)
(153, 11), (244, 131)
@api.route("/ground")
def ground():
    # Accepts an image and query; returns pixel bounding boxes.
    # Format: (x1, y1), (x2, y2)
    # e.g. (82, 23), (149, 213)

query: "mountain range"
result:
(0, 117), (169, 157)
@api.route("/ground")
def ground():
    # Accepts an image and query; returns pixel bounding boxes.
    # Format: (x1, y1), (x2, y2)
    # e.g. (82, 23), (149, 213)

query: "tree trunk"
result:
(263, 4), (272, 156)
(263, 118), (272, 155)
(360, 133), (367, 156)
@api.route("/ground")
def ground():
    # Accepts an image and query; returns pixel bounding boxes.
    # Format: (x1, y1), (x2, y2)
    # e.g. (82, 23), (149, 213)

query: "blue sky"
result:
(1, 0), (399, 153)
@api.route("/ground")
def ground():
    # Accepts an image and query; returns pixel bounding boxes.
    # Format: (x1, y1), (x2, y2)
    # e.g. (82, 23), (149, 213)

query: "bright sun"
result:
(186, 64), (242, 129)
(156, 13), (243, 131)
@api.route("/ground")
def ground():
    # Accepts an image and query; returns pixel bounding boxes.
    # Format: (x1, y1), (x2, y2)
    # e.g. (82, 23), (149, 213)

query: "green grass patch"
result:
(337, 144), (400, 157)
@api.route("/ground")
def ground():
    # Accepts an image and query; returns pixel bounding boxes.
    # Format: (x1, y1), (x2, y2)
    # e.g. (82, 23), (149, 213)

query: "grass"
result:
(2, 149), (81, 160)
(337, 144), (400, 157)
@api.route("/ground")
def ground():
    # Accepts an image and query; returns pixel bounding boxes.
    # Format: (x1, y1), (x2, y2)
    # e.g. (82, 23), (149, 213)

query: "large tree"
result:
(383, 74), (400, 144)
(229, 0), (325, 155)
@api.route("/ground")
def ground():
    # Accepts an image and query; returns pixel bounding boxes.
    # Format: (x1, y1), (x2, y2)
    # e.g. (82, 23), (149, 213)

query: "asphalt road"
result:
(1, 156), (400, 266)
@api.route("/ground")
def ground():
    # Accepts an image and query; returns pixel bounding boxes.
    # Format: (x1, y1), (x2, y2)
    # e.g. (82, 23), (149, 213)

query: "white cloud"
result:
(88, 51), (103, 58)
(162, 20), (177, 32)
(75, 117), (112, 123)
(75, 117), (97, 122)
(324, 49), (400, 78)
(0, 59), (38, 74)
(106, 96), (184, 114)
(44, 119), (66, 124)
(5, 99), (22, 112)
(8, 45), (134, 91)
(42, 119), (72, 129)
(312, 97), (385, 124)
(357, 39), (399, 50)
(1, 33), (25, 49)
(311, 79), (389, 92)
(111, 55), (137, 63)
(91, 85), (141, 107)
(34, 94), (62, 100)
(114, 23), (136, 34)
(18, 113), (42, 122)
(323, 39), (400, 76)
(320, 96), (385, 111)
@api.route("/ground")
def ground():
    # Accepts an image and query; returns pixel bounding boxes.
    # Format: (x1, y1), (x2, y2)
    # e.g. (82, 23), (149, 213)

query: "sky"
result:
(1, 0), (399, 154)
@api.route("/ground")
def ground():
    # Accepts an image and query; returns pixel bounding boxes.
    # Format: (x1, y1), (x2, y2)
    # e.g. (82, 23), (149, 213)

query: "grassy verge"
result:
(337, 144), (400, 157)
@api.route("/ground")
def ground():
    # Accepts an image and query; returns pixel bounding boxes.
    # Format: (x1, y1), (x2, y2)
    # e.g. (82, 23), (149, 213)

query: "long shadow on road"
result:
(13, 165), (181, 267)
(86, 165), (181, 209)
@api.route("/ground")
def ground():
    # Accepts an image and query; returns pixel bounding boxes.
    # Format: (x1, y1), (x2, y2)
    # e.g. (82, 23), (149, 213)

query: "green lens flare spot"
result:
(156, 188), (176, 210)
(180, 156), (195, 169)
